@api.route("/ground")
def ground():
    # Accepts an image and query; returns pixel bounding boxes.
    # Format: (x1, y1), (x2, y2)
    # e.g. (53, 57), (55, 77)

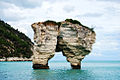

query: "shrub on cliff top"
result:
(43, 20), (57, 26)
(43, 19), (94, 32)
(65, 19), (82, 25)
(43, 20), (61, 29)
(65, 19), (94, 32)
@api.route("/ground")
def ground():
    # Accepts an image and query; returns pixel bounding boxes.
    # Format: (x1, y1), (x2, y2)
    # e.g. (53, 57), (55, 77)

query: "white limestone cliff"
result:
(31, 19), (96, 69)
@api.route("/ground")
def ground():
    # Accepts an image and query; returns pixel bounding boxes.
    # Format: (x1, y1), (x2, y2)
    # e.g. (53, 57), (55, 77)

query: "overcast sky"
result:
(0, 0), (120, 61)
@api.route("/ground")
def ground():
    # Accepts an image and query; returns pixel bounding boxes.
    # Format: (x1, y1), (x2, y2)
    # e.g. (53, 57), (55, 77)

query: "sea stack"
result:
(31, 19), (96, 69)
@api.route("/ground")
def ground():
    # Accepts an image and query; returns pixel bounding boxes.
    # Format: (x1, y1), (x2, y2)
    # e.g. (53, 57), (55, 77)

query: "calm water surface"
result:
(0, 61), (120, 80)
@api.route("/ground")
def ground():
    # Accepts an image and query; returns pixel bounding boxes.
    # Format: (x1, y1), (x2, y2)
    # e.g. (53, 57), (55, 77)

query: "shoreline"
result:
(0, 57), (32, 61)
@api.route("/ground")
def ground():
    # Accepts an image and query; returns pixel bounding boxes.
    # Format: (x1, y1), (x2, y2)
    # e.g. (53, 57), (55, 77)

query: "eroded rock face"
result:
(31, 19), (96, 69)
(32, 21), (59, 69)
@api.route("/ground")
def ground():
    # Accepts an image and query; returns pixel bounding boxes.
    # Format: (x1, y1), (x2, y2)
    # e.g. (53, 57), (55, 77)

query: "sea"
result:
(0, 61), (120, 80)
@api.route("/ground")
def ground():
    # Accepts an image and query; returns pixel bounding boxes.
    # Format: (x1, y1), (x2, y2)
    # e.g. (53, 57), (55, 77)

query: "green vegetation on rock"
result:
(43, 20), (61, 27)
(65, 19), (82, 25)
(0, 20), (33, 59)
(65, 19), (94, 32)
(42, 19), (94, 32)
(43, 20), (57, 25)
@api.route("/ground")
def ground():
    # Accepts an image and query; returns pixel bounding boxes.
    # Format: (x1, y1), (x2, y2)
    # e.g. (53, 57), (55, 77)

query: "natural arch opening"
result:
(48, 35), (71, 69)
(54, 35), (82, 69)
(48, 52), (71, 69)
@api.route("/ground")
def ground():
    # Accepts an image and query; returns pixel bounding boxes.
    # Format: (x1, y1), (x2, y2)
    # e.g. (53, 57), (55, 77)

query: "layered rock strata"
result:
(31, 19), (96, 69)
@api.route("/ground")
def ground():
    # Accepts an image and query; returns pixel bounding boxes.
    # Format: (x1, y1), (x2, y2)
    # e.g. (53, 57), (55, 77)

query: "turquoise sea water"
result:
(0, 61), (120, 80)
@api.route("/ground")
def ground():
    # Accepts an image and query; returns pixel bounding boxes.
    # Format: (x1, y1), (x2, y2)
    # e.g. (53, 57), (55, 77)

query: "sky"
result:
(0, 0), (120, 61)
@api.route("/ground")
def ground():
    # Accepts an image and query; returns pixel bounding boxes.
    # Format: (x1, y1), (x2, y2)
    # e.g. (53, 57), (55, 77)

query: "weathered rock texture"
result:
(31, 19), (96, 69)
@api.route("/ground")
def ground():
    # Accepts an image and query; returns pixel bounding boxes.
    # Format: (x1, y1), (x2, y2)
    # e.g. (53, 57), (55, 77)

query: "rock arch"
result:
(31, 19), (96, 69)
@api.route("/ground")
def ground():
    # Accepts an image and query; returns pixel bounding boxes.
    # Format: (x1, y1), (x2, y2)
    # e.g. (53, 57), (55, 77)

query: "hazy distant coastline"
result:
(0, 57), (32, 61)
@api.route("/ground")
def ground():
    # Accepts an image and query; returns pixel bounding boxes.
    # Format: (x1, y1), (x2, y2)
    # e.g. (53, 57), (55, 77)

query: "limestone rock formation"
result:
(31, 19), (96, 69)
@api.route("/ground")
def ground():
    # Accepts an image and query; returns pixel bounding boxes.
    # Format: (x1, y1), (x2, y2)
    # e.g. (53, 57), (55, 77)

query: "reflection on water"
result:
(31, 69), (95, 80)
(0, 61), (120, 80)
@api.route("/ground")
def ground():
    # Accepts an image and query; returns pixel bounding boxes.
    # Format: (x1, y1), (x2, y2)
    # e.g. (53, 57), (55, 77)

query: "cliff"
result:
(0, 20), (33, 61)
(31, 19), (96, 69)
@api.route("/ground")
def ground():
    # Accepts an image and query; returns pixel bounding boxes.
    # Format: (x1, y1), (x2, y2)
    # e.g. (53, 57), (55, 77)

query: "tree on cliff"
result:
(0, 20), (33, 59)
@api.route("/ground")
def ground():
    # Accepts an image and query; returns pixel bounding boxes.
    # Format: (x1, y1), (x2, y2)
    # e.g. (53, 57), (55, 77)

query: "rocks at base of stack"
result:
(33, 64), (49, 69)
(31, 19), (96, 69)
